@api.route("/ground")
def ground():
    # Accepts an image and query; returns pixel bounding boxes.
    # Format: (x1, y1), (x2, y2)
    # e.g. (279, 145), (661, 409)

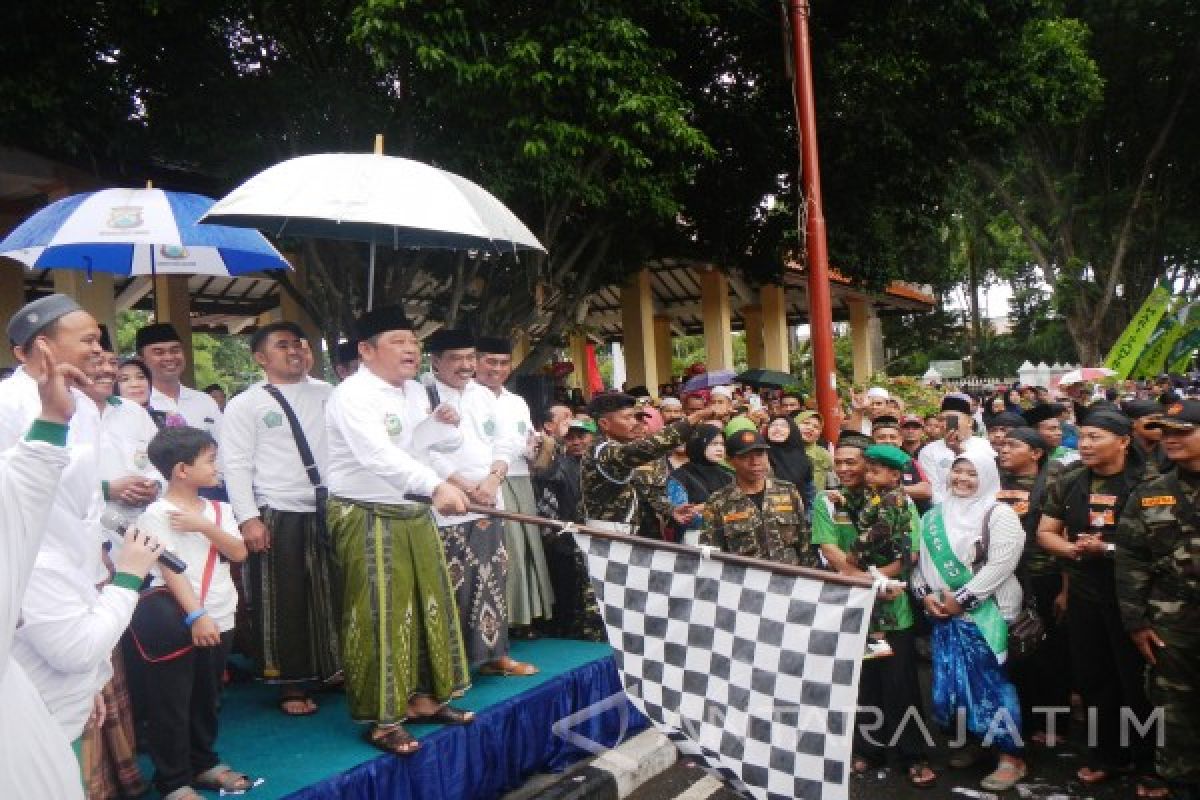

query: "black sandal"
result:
(365, 724), (420, 755)
(407, 705), (475, 725)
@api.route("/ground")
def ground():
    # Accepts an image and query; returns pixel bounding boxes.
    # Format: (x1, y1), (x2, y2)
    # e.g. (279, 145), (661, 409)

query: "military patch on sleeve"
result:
(1141, 495), (1177, 508)
(723, 511), (752, 523)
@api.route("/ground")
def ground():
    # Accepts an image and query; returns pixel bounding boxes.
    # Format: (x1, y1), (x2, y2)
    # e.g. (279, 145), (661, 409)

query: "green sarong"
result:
(501, 475), (555, 626)
(921, 508), (1007, 658)
(328, 497), (471, 723)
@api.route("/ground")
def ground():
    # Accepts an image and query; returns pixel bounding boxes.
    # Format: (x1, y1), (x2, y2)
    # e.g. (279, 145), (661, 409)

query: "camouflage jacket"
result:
(1114, 468), (1200, 634)
(631, 457), (673, 539)
(998, 470), (1056, 577)
(698, 477), (815, 567)
(580, 421), (692, 527)
(853, 486), (912, 570)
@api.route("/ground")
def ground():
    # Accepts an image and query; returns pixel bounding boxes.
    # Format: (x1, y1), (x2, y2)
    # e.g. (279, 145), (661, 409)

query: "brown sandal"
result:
(365, 724), (420, 755)
(478, 659), (539, 677)
(407, 705), (475, 725)
(279, 692), (318, 716)
(194, 765), (252, 792)
(907, 762), (937, 788)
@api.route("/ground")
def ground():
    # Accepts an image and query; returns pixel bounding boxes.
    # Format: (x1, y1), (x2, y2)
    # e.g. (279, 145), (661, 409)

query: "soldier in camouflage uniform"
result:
(1116, 402), (1200, 800)
(580, 393), (714, 532)
(699, 429), (814, 566)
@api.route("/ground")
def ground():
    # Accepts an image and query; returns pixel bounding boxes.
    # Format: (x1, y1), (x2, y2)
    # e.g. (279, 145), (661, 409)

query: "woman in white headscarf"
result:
(914, 450), (1026, 791)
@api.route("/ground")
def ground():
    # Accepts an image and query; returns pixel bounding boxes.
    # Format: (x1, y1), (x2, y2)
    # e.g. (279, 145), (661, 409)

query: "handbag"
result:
(129, 501), (221, 663)
(978, 506), (1046, 662)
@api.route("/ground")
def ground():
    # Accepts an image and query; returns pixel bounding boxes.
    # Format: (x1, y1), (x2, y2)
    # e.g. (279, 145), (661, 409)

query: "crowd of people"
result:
(0, 291), (1196, 800)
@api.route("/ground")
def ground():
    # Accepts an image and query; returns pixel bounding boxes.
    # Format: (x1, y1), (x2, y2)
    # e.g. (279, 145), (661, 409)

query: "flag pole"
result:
(410, 496), (884, 590)
(787, 0), (840, 444)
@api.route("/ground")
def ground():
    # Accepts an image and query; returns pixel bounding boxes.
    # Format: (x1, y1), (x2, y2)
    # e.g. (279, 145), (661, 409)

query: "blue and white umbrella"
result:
(0, 188), (290, 277)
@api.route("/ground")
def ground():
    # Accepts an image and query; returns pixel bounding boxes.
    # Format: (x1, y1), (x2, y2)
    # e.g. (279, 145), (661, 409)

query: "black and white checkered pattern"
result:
(574, 533), (876, 800)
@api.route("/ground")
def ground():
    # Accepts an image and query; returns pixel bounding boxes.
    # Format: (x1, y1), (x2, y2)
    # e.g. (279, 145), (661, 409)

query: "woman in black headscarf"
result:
(764, 414), (815, 508)
(671, 425), (733, 505)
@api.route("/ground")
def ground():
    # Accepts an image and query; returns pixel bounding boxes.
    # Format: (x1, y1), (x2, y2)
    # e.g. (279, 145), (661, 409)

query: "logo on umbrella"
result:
(107, 206), (144, 230)
(159, 244), (189, 259)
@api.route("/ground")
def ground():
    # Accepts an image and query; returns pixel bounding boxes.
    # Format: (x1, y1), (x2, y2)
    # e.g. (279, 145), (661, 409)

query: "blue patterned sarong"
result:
(931, 616), (1023, 754)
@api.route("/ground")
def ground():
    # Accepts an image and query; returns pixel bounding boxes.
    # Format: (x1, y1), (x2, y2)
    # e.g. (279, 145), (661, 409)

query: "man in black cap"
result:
(324, 306), (474, 755)
(1037, 409), (1160, 790)
(918, 394), (995, 505)
(473, 335), (555, 640)
(1123, 399), (1168, 472)
(333, 339), (360, 382)
(580, 393), (715, 532)
(1023, 402), (1078, 469)
(136, 322), (222, 441)
(986, 411), (1027, 452)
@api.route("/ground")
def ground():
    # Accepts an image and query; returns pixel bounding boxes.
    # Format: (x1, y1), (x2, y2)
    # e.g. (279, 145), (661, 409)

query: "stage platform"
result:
(143, 639), (647, 800)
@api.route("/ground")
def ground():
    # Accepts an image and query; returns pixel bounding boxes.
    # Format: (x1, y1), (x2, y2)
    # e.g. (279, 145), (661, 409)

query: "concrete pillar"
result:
(741, 304), (764, 369)
(619, 269), (658, 392)
(761, 284), (790, 372)
(153, 274), (196, 387)
(278, 254), (324, 376)
(0, 262), (26, 367)
(53, 270), (117, 354)
(848, 297), (885, 385)
(699, 268), (734, 371)
(653, 315), (673, 393)
(567, 331), (594, 401)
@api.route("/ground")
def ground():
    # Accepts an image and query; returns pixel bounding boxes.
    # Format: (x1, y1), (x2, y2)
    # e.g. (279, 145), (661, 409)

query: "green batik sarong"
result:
(328, 497), (471, 723)
(921, 508), (1007, 658)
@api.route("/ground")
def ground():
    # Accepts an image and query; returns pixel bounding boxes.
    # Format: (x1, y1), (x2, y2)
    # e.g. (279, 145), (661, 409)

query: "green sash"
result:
(921, 508), (1007, 657)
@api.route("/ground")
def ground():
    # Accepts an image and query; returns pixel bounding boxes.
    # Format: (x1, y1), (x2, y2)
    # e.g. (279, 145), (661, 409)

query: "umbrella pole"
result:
(367, 242), (376, 311)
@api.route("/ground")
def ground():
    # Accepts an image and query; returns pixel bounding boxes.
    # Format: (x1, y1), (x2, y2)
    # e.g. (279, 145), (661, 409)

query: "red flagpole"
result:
(787, 0), (840, 443)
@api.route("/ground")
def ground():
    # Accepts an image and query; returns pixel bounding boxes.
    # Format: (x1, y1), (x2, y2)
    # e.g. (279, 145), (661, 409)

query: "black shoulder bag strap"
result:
(426, 382), (440, 411)
(262, 384), (329, 546)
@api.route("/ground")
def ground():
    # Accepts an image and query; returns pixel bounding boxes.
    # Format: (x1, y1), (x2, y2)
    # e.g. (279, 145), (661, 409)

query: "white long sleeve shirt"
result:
(0, 432), (85, 800)
(491, 387), (535, 477)
(425, 379), (502, 526)
(96, 396), (164, 528)
(221, 380), (332, 524)
(326, 367), (456, 505)
(914, 503), (1024, 621)
(918, 436), (996, 505)
(150, 384), (223, 441)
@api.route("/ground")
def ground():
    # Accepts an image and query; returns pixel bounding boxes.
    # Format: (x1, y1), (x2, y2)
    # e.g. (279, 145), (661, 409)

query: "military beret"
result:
(626, 385), (651, 398)
(940, 395), (971, 414)
(871, 415), (901, 430)
(837, 431), (873, 450)
(425, 328), (475, 354)
(1079, 410), (1132, 436)
(1120, 399), (1164, 420)
(587, 392), (637, 418)
(354, 305), (413, 342)
(135, 322), (182, 352)
(566, 418), (598, 435)
(6, 293), (83, 348)
(1004, 426), (1048, 454)
(475, 336), (512, 355)
(726, 428), (771, 457)
(1022, 403), (1064, 427)
(1146, 399), (1200, 432)
(863, 443), (911, 471)
(987, 411), (1027, 430)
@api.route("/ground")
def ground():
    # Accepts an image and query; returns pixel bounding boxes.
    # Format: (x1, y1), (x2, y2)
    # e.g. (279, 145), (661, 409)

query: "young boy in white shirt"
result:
(138, 427), (250, 799)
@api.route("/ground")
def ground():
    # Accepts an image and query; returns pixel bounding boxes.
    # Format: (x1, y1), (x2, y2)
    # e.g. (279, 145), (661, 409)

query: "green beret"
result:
(863, 443), (911, 471)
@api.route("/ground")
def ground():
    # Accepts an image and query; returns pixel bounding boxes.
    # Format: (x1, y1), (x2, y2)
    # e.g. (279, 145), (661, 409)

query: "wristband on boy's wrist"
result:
(183, 608), (209, 627)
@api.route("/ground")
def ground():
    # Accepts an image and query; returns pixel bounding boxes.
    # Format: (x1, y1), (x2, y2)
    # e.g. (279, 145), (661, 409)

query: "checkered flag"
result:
(573, 532), (876, 800)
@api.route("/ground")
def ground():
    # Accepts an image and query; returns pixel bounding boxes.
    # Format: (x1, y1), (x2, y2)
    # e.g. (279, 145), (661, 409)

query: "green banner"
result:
(1168, 327), (1200, 374)
(1130, 298), (1196, 378)
(1104, 283), (1173, 378)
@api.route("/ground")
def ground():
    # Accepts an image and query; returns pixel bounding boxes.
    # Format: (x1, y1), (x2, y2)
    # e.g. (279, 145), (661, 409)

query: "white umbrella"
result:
(200, 150), (545, 308)
(1057, 367), (1117, 386)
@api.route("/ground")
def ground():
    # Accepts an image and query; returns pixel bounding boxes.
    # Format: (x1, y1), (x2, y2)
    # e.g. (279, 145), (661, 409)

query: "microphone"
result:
(100, 511), (188, 574)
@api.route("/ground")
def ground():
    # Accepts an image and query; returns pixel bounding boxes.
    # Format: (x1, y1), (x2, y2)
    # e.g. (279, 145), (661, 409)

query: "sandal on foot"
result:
(194, 765), (252, 792)
(1077, 764), (1131, 785)
(1137, 774), (1171, 799)
(851, 756), (872, 776)
(981, 761), (1027, 791)
(478, 659), (539, 677)
(364, 724), (420, 756)
(163, 789), (204, 800)
(279, 693), (318, 716)
(407, 705), (475, 726)
(907, 762), (937, 789)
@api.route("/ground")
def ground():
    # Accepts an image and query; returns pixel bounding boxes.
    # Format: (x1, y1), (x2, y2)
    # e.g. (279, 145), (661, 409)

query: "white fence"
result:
(922, 361), (1083, 390)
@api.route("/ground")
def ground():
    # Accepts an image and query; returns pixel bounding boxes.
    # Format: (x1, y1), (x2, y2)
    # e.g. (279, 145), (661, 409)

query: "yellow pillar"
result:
(699, 269), (734, 371)
(0, 262), (26, 367)
(153, 274), (196, 387)
(653, 315), (673, 392)
(279, 255), (324, 376)
(567, 331), (593, 401)
(511, 330), (531, 368)
(619, 269), (658, 391)
(761, 283), (790, 372)
(53, 270), (117, 353)
(741, 304), (765, 369)
(848, 297), (875, 385)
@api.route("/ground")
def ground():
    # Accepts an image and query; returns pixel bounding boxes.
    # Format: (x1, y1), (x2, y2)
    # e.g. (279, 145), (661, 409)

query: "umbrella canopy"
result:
(201, 153), (545, 251)
(682, 369), (737, 392)
(1057, 367), (1116, 386)
(0, 188), (290, 277)
(735, 368), (797, 388)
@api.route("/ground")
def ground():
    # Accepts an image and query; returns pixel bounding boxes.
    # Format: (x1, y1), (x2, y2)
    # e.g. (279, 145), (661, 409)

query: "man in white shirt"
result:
(918, 395), (996, 505)
(221, 322), (340, 717)
(136, 323), (222, 442)
(324, 306), (474, 756)
(423, 329), (536, 676)
(474, 336), (555, 635)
